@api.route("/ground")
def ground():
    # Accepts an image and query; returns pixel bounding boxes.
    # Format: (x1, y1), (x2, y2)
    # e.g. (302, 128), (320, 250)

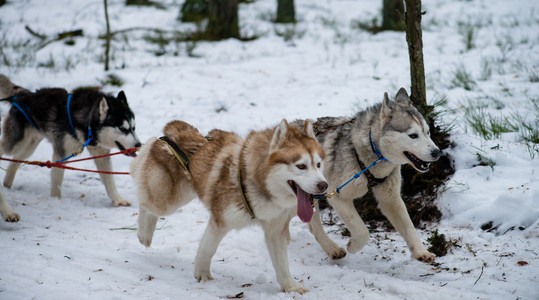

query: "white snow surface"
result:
(0, 0), (538, 299)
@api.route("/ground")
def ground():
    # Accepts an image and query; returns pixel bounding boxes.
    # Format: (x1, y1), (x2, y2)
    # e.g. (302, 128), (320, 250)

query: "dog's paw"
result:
(282, 283), (309, 294)
(194, 272), (214, 282)
(347, 237), (368, 254)
(113, 198), (131, 207)
(137, 231), (152, 248)
(414, 251), (436, 264)
(50, 188), (62, 199)
(2, 211), (20, 222)
(329, 247), (347, 260)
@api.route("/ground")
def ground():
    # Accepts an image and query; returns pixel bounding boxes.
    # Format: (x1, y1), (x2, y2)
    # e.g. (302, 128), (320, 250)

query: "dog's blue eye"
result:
(296, 164), (307, 170)
(408, 134), (418, 139)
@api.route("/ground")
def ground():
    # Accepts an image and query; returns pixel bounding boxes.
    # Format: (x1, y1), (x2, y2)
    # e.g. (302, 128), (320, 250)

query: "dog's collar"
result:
(349, 129), (387, 188)
(353, 148), (387, 188)
(369, 129), (384, 160)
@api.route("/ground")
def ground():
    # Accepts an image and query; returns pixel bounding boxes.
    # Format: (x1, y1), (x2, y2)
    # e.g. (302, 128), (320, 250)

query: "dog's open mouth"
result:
(288, 180), (314, 223)
(404, 151), (430, 172)
(116, 141), (137, 157)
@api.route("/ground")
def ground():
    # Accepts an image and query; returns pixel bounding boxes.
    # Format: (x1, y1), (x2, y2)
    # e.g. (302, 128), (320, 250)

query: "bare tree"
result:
(275, 0), (295, 23)
(103, 0), (112, 71)
(179, 0), (208, 23)
(404, 0), (430, 121)
(205, 0), (239, 40)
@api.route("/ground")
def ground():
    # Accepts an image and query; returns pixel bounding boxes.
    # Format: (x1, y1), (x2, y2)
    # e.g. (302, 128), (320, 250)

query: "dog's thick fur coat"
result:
(131, 119), (328, 294)
(0, 75), (140, 222)
(305, 88), (442, 263)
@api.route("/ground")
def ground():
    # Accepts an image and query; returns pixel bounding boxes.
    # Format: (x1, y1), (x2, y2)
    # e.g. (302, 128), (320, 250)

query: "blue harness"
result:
(0, 95), (40, 130)
(1, 93), (94, 162)
(56, 94), (94, 162)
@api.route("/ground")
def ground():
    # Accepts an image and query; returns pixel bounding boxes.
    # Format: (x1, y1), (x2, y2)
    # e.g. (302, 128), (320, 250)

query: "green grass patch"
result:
(457, 20), (477, 51)
(464, 96), (539, 158)
(450, 64), (476, 91)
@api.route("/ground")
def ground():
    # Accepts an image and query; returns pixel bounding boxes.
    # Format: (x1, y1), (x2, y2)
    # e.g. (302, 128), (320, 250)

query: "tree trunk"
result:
(404, 0), (428, 119)
(275, 0), (295, 23)
(103, 0), (111, 71)
(179, 0), (208, 23)
(382, 0), (405, 31)
(205, 0), (239, 40)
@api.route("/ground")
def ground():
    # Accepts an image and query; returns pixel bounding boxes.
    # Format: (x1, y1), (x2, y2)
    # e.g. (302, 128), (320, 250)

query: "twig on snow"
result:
(474, 266), (484, 285)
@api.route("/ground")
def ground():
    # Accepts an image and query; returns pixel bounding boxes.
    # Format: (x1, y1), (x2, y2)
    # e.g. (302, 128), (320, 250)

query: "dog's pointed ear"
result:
(99, 97), (109, 122)
(395, 88), (411, 106)
(117, 91), (127, 103)
(382, 92), (392, 113)
(303, 119), (316, 139)
(270, 119), (288, 152)
(381, 92), (393, 124)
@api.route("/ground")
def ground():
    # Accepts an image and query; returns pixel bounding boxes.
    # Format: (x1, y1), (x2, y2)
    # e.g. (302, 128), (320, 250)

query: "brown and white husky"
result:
(130, 119), (328, 294)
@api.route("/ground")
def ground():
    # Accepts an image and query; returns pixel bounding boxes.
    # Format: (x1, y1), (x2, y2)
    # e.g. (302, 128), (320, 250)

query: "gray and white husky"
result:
(0, 75), (140, 222)
(305, 88), (442, 263)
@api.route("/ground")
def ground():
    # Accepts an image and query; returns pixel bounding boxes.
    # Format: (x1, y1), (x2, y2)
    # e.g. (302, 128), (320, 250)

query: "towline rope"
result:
(0, 147), (139, 175)
(323, 156), (386, 199)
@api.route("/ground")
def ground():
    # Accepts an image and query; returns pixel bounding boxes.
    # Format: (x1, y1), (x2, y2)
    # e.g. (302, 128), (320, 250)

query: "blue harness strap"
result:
(67, 94), (77, 138)
(1, 95), (40, 130)
(56, 94), (94, 163)
(321, 129), (388, 199)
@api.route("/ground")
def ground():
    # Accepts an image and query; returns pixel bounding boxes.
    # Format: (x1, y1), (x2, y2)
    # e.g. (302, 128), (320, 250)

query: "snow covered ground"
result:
(0, 0), (537, 299)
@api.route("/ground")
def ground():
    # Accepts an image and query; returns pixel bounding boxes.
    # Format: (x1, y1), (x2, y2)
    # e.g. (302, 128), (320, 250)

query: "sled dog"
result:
(0, 75), (140, 222)
(131, 119), (328, 294)
(305, 88), (442, 263)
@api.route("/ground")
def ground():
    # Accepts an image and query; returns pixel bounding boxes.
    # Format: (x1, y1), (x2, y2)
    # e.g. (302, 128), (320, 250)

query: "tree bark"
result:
(275, 0), (295, 23)
(179, 0), (208, 23)
(404, 0), (428, 119)
(104, 0), (111, 71)
(205, 0), (239, 40)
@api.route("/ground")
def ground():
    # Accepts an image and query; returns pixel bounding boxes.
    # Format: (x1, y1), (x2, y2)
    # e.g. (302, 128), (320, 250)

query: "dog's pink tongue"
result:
(296, 186), (313, 223)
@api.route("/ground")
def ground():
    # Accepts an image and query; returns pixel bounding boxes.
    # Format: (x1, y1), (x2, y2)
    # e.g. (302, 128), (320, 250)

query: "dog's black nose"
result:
(317, 181), (328, 193)
(134, 142), (142, 148)
(431, 149), (442, 160)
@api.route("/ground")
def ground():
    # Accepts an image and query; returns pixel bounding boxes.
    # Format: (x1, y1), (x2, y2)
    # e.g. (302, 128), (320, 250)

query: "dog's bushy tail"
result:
(0, 75), (31, 99)
(162, 120), (209, 157)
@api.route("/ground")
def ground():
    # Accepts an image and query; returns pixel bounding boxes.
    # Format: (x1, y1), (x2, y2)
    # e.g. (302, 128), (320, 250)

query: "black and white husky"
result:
(0, 75), (140, 222)
(303, 88), (442, 264)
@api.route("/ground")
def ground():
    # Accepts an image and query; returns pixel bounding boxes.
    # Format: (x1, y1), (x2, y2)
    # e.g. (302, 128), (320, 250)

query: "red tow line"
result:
(0, 147), (139, 175)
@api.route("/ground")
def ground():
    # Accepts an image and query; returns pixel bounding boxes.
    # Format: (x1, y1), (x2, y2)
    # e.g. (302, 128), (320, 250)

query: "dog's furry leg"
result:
(373, 173), (435, 263)
(0, 187), (19, 222)
(262, 215), (308, 294)
(194, 219), (227, 282)
(50, 150), (66, 198)
(1, 133), (42, 189)
(88, 146), (130, 207)
(308, 201), (346, 259)
(137, 206), (159, 247)
(329, 196), (370, 254)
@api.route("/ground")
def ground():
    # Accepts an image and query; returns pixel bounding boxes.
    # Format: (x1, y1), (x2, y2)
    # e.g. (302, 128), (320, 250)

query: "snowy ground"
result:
(0, 0), (538, 299)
